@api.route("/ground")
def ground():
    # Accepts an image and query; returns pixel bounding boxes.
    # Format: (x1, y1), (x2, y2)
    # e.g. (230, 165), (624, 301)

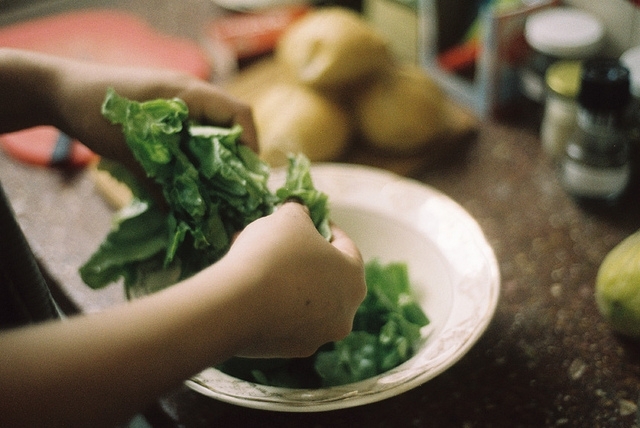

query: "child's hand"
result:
(214, 201), (366, 358)
(49, 53), (257, 166)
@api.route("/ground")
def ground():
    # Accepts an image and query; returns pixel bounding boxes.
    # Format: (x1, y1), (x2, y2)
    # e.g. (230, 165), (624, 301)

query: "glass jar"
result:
(621, 45), (640, 191)
(540, 60), (582, 160)
(560, 59), (632, 207)
(520, 7), (604, 104)
(621, 46), (640, 135)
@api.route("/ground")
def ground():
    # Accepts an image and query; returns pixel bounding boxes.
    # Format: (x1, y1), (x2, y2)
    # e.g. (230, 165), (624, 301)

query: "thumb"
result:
(328, 223), (363, 264)
(277, 199), (311, 218)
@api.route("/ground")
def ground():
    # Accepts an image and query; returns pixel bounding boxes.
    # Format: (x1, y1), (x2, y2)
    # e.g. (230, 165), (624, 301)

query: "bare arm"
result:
(0, 203), (365, 428)
(0, 49), (366, 427)
(0, 48), (257, 170)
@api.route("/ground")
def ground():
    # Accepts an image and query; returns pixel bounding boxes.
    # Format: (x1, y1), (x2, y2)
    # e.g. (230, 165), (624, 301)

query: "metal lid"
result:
(525, 7), (604, 59)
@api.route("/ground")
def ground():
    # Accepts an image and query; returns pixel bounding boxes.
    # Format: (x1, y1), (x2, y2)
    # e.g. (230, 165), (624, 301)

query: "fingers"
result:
(231, 107), (258, 152)
(280, 198), (310, 216)
(278, 201), (362, 265)
(271, 201), (314, 235)
(204, 94), (258, 152)
(183, 83), (259, 152)
(329, 223), (363, 265)
(330, 222), (367, 310)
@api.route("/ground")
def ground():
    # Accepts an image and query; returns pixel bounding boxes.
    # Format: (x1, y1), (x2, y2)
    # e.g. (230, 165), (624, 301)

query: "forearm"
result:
(0, 48), (257, 160)
(0, 48), (193, 180)
(0, 256), (257, 428)
(0, 48), (60, 133)
(0, 200), (365, 427)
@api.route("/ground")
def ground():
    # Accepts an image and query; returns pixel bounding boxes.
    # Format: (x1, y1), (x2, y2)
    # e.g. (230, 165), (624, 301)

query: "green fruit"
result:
(595, 230), (640, 338)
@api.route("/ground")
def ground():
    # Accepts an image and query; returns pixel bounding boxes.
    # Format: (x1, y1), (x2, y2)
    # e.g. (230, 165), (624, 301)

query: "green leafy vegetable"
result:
(276, 154), (331, 240)
(80, 88), (329, 296)
(218, 260), (430, 387)
(79, 198), (168, 292)
(81, 89), (429, 387)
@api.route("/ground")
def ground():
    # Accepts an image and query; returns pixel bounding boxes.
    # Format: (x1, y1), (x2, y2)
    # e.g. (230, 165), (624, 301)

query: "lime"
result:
(595, 229), (640, 338)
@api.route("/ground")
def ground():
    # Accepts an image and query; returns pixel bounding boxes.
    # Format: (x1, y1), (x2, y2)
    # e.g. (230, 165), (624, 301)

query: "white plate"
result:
(185, 163), (500, 412)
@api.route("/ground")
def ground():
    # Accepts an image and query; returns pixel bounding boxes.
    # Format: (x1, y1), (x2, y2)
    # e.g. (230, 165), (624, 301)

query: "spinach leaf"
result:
(79, 198), (168, 290)
(81, 89), (327, 296)
(276, 153), (331, 240)
(313, 260), (429, 386)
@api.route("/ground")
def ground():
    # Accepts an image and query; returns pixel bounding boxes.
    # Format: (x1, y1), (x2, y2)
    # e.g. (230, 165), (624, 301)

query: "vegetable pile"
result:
(80, 88), (329, 297)
(81, 89), (429, 387)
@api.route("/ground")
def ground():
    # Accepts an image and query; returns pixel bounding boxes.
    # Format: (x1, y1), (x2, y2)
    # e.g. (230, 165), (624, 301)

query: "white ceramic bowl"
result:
(186, 163), (500, 412)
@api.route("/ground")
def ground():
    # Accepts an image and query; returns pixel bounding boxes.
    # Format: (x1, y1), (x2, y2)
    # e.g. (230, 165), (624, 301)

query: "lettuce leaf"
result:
(313, 260), (429, 386)
(276, 154), (331, 240)
(80, 88), (329, 296)
(79, 198), (168, 291)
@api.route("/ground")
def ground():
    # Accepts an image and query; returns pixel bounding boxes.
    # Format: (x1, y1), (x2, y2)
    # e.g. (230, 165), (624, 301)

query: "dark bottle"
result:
(560, 59), (632, 207)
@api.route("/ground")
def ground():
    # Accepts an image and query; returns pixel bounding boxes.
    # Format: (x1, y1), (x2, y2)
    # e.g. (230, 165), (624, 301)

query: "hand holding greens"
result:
(80, 88), (329, 297)
(80, 89), (429, 387)
(219, 260), (430, 387)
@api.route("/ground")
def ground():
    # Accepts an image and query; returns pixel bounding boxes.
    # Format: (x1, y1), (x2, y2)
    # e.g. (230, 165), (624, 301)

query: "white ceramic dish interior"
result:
(185, 163), (500, 412)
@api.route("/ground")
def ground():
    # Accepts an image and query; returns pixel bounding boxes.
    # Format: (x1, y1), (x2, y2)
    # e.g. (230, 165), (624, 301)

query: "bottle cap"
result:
(525, 7), (604, 59)
(578, 59), (631, 111)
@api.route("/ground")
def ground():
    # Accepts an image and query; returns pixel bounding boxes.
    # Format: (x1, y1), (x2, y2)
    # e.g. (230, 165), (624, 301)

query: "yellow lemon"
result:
(595, 229), (640, 338)
(353, 64), (446, 153)
(276, 7), (393, 91)
(253, 83), (350, 167)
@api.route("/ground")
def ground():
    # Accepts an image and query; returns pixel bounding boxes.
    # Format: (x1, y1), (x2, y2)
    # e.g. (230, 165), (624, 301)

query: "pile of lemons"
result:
(253, 7), (450, 166)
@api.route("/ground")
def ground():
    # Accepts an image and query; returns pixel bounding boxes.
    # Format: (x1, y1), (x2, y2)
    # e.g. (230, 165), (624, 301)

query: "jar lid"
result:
(525, 7), (604, 59)
(578, 59), (631, 111)
(545, 60), (582, 98)
(621, 45), (640, 98)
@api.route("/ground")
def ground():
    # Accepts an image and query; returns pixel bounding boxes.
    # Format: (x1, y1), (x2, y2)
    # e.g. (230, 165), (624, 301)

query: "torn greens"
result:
(80, 88), (328, 297)
(80, 89), (429, 387)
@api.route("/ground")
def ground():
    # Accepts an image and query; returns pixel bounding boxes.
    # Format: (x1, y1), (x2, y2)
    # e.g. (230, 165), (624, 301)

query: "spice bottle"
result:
(520, 7), (604, 103)
(621, 46), (640, 112)
(560, 59), (632, 206)
(540, 60), (582, 160)
(621, 46), (640, 190)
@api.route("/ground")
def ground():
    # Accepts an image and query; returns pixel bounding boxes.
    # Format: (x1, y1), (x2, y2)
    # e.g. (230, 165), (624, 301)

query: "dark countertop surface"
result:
(2, 104), (639, 427)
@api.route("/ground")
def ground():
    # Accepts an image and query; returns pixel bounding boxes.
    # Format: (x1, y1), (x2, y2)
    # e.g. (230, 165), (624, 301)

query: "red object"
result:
(206, 5), (310, 60)
(437, 40), (480, 73)
(0, 9), (212, 167)
(0, 127), (98, 168)
(0, 9), (211, 77)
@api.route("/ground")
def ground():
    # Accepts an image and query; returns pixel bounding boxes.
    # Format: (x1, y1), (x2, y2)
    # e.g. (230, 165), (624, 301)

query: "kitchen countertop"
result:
(1, 101), (639, 427)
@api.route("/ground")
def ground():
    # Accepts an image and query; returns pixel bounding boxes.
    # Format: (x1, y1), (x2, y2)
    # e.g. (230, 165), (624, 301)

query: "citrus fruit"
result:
(595, 229), (640, 338)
